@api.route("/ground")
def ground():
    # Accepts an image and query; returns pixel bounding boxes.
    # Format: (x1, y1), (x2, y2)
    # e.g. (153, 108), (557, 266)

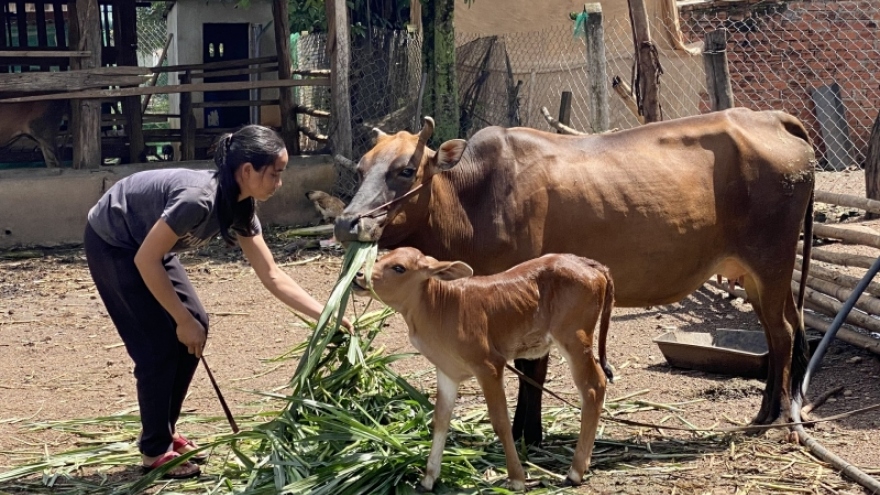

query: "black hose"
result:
(791, 255), (880, 494)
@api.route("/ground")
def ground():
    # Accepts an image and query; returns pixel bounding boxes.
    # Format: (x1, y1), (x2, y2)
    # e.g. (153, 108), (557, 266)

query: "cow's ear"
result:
(433, 139), (467, 171)
(429, 260), (474, 281)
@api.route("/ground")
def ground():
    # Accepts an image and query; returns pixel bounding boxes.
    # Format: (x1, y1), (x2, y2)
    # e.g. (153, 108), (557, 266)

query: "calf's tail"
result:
(598, 271), (615, 383)
(791, 188), (814, 402)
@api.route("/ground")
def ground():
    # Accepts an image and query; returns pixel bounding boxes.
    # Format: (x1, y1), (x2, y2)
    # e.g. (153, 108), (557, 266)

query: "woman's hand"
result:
(176, 316), (207, 358)
(340, 317), (355, 333)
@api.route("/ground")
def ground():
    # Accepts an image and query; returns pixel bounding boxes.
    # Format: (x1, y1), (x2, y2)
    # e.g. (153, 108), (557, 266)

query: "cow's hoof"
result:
(506, 478), (526, 492)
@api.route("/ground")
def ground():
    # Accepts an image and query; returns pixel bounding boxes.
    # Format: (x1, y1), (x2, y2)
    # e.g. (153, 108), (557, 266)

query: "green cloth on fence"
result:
(573, 11), (589, 38)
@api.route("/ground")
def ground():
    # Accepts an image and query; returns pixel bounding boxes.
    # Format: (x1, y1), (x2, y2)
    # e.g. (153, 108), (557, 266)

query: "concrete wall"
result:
(0, 155), (336, 249)
(167, 0), (279, 128)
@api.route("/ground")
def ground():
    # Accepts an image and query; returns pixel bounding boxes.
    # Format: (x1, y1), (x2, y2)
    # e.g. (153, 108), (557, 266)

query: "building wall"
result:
(679, 0), (880, 167)
(0, 156), (336, 249)
(167, 0), (279, 129)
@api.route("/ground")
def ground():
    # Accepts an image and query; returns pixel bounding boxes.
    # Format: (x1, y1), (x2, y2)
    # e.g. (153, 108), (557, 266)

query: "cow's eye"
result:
(391, 264), (406, 274)
(399, 168), (415, 178)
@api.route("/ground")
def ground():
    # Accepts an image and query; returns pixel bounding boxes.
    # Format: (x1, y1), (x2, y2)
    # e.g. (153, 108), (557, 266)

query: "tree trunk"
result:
(421, 0), (459, 143)
(864, 111), (880, 219)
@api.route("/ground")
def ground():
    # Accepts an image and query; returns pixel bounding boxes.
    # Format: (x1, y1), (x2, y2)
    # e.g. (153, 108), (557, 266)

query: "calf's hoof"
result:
(505, 478), (526, 492)
(563, 468), (583, 486)
(418, 476), (435, 492)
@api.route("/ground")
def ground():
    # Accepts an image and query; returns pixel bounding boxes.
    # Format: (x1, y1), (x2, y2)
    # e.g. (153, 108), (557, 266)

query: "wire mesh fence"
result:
(447, 1), (879, 198)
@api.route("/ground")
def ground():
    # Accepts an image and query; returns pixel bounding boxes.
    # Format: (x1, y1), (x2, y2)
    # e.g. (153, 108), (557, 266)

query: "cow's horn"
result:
(418, 117), (435, 143)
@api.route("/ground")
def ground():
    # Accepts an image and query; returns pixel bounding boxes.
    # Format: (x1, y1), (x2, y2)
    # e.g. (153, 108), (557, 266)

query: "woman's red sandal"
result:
(173, 434), (208, 464)
(141, 451), (201, 479)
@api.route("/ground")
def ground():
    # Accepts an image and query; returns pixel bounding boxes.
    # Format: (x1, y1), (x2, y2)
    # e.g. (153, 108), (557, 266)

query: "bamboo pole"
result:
(793, 269), (880, 316)
(802, 312), (880, 357)
(798, 244), (876, 270)
(792, 281), (880, 334)
(812, 223), (880, 250)
(814, 190), (880, 216)
(796, 256), (880, 297)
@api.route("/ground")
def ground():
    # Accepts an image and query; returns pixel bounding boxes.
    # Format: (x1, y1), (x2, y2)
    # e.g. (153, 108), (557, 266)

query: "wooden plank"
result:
(15, 1), (27, 48)
(811, 83), (855, 171)
(327, 0), (352, 160)
(0, 77), (331, 103)
(52, 1), (66, 49)
(0, 50), (92, 57)
(189, 64), (278, 80)
(812, 223), (880, 250)
(583, 3), (609, 132)
(556, 91), (572, 132)
(153, 55), (278, 74)
(0, 70), (149, 92)
(703, 29), (733, 111)
(273, 0), (298, 154)
(71, 0), (102, 170)
(35, 4), (48, 50)
(192, 99), (279, 109)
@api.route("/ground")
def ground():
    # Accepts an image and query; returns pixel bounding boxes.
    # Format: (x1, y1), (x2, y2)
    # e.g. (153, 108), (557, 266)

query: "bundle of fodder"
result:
(235, 242), (515, 494)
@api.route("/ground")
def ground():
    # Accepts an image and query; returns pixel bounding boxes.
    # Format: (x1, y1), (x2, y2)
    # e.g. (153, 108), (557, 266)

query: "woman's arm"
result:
(134, 219), (207, 357)
(239, 234), (352, 330)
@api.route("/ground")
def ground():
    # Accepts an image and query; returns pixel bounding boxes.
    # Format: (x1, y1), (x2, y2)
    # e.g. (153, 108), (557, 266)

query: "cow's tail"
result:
(598, 269), (615, 384)
(791, 188), (814, 402)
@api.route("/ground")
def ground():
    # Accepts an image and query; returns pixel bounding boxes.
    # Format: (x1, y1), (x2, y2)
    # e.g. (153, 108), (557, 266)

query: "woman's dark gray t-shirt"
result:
(87, 168), (260, 252)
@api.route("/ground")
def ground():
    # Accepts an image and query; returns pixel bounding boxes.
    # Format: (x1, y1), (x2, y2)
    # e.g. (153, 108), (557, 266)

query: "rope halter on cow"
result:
(356, 117), (437, 221)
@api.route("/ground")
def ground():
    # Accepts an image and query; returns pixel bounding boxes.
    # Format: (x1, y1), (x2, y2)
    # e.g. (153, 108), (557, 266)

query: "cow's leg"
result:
(421, 370), (460, 492)
(511, 354), (548, 446)
(555, 340), (606, 486)
(477, 362), (526, 491)
(744, 274), (805, 425)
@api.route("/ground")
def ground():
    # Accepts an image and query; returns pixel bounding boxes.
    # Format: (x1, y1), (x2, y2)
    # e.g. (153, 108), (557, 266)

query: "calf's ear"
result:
(429, 261), (474, 281)
(432, 139), (467, 172)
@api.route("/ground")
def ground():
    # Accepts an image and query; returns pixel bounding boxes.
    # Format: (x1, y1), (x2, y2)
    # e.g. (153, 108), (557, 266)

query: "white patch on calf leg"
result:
(421, 371), (459, 491)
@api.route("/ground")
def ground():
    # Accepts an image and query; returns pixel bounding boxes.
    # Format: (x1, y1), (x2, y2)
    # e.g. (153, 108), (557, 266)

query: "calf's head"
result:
(334, 117), (468, 244)
(352, 247), (474, 307)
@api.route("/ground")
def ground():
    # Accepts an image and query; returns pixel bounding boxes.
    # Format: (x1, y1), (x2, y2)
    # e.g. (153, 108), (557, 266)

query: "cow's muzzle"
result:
(334, 214), (386, 244)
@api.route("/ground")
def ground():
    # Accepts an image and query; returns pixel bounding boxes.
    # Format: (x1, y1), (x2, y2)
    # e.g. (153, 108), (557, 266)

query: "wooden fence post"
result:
(627, 0), (662, 123)
(582, 3), (609, 132)
(272, 0), (299, 155)
(326, 0), (352, 161)
(119, 1), (144, 164)
(70, 0), (101, 169)
(557, 91), (572, 133)
(180, 71), (195, 161)
(703, 29), (733, 111)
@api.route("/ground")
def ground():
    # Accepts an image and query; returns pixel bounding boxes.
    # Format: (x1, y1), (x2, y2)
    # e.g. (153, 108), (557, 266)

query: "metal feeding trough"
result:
(653, 328), (769, 379)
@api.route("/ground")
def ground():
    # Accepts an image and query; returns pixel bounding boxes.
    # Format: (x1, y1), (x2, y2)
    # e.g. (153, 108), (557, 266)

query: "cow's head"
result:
(334, 117), (468, 244)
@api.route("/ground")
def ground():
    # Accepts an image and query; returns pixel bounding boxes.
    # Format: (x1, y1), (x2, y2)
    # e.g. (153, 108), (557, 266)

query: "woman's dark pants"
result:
(84, 223), (208, 457)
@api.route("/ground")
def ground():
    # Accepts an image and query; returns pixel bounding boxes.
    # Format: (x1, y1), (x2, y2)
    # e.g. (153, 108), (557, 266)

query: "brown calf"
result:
(353, 247), (615, 490)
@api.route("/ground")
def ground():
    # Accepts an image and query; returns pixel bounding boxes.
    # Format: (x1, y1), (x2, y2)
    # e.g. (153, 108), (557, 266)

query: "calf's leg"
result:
(511, 354), (549, 446)
(421, 371), (459, 492)
(477, 363), (526, 491)
(555, 341), (606, 486)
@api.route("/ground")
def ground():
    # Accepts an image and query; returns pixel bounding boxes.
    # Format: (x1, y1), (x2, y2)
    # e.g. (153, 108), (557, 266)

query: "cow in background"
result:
(0, 98), (68, 168)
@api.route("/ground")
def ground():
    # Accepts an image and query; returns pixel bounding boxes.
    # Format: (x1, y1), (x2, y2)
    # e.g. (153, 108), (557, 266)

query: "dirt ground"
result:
(1, 222), (880, 493)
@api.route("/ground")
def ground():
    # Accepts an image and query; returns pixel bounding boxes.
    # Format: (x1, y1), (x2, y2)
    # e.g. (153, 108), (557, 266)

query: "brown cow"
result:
(335, 108), (815, 444)
(352, 247), (614, 490)
(0, 99), (68, 168)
